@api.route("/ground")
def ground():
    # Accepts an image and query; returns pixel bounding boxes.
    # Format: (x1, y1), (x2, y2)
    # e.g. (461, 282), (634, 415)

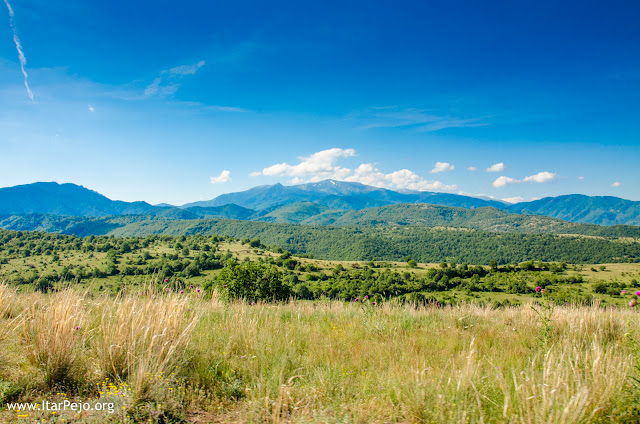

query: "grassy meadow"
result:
(0, 285), (639, 423)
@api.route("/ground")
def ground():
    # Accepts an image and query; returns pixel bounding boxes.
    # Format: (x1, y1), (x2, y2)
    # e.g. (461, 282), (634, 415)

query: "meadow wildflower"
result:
(535, 286), (541, 292)
(636, 291), (640, 297)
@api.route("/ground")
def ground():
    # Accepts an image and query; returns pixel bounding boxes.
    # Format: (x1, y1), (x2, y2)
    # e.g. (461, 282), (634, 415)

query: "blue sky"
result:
(1, 0), (639, 205)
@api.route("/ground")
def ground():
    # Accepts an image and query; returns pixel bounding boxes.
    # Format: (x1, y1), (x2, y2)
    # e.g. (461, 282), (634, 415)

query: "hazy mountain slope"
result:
(181, 179), (505, 211)
(510, 194), (640, 226)
(0, 182), (157, 216)
(2, 180), (640, 227)
(180, 183), (311, 209)
(257, 202), (333, 223)
(185, 204), (256, 220)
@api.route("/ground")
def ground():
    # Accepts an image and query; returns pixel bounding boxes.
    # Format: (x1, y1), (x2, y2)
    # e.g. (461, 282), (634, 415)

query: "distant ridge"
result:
(1, 180), (639, 226)
(511, 194), (640, 226)
(0, 182), (156, 216)
(181, 179), (506, 210)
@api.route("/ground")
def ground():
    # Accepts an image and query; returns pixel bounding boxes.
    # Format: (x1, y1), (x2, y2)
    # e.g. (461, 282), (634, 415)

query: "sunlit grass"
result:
(0, 285), (639, 423)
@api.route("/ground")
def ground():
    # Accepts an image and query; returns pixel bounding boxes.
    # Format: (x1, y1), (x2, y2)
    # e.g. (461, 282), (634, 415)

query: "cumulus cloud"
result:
(344, 165), (457, 191)
(88, 105), (95, 112)
(493, 176), (520, 188)
(493, 171), (558, 188)
(430, 162), (455, 174)
(486, 163), (505, 172)
(523, 171), (557, 183)
(261, 148), (356, 178)
(577, 176), (585, 180)
(611, 181), (621, 187)
(210, 170), (231, 184)
(4, 0), (34, 102)
(467, 166), (478, 171)
(501, 196), (525, 204)
(253, 148), (457, 192)
(144, 60), (205, 98)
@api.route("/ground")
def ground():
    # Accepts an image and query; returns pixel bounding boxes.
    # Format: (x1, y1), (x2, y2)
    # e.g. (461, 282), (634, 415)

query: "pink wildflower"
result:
(535, 286), (541, 293)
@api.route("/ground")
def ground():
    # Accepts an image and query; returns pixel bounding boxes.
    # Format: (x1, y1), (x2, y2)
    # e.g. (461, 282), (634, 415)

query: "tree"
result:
(215, 260), (290, 301)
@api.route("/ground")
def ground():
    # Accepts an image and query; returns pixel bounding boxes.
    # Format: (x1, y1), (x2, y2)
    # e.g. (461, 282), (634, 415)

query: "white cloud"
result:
(523, 171), (557, 184)
(204, 105), (249, 113)
(486, 163), (505, 172)
(430, 162), (455, 173)
(254, 148), (457, 192)
(4, 0), (34, 102)
(167, 60), (205, 76)
(611, 181), (621, 187)
(261, 148), (356, 178)
(348, 106), (488, 132)
(144, 60), (205, 98)
(493, 176), (520, 188)
(342, 164), (456, 191)
(577, 176), (584, 180)
(493, 171), (558, 189)
(501, 196), (525, 204)
(467, 166), (478, 171)
(210, 170), (231, 184)
(88, 105), (95, 112)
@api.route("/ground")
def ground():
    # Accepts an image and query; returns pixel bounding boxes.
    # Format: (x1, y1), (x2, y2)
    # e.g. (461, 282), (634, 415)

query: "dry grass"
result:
(0, 289), (639, 423)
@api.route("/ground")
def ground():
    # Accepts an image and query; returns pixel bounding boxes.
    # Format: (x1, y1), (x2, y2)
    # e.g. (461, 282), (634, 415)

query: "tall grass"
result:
(0, 288), (638, 423)
(92, 290), (201, 401)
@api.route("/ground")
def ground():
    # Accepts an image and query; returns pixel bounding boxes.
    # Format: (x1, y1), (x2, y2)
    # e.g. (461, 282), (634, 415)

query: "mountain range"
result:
(1, 180), (639, 227)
